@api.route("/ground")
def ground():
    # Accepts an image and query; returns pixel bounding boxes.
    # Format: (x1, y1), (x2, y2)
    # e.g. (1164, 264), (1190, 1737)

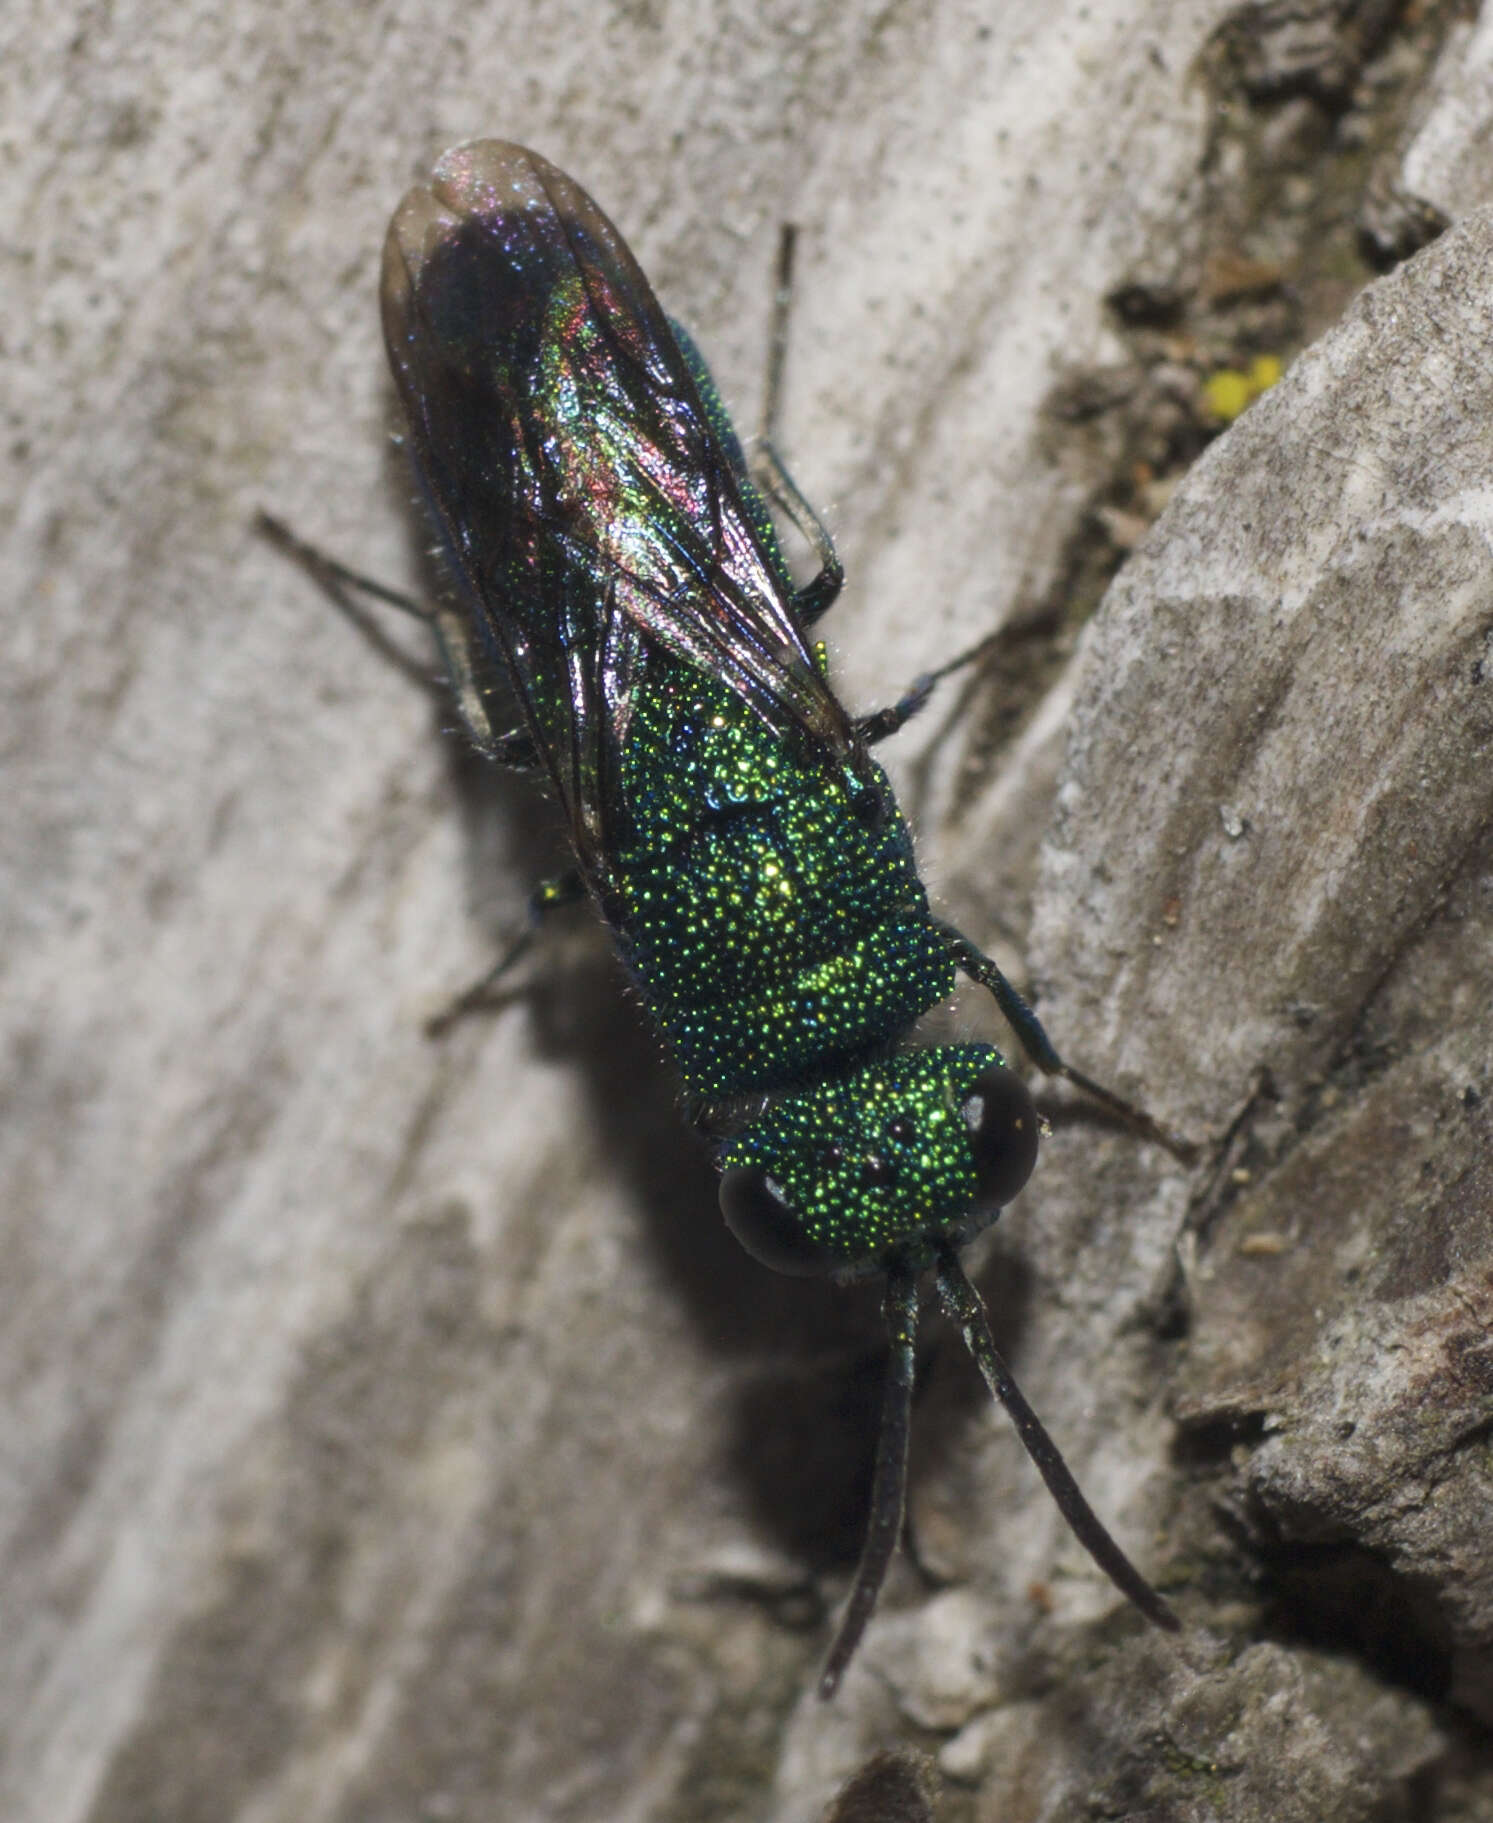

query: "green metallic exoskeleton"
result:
(377, 140), (1182, 1694)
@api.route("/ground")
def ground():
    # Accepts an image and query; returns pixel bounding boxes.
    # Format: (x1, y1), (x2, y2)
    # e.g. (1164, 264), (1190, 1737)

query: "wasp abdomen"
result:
(615, 662), (954, 1098)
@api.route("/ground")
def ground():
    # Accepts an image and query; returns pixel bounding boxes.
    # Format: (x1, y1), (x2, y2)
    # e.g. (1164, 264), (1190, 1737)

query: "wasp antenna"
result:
(819, 1258), (919, 1699)
(933, 1246), (1180, 1636)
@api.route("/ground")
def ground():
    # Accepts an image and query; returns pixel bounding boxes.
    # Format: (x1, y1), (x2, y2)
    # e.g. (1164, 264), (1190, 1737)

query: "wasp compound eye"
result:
(963, 1064), (1040, 1207)
(719, 1166), (839, 1277)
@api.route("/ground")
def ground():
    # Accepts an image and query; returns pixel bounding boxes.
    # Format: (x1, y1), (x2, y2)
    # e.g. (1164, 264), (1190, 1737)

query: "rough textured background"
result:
(5, 1), (1493, 1820)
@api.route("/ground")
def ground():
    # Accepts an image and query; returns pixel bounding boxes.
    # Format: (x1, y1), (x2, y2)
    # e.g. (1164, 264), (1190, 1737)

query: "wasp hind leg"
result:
(743, 223), (845, 630)
(751, 438), (845, 628)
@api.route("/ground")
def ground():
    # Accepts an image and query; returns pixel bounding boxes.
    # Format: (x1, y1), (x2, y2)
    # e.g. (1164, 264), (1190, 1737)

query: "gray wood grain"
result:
(5, 2), (1491, 1819)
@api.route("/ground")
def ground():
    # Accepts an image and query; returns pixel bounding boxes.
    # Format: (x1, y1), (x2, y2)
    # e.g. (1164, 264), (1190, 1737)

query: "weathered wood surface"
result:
(5, 2), (1492, 1818)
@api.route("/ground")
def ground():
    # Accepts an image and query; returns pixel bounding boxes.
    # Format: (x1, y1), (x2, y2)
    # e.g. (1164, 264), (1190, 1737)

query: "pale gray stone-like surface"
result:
(1082, 204), (1493, 1720)
(1397, 7), (1493, 227)
(5, 1), (1493, 1820)
(1003, 198), (1493, 1818)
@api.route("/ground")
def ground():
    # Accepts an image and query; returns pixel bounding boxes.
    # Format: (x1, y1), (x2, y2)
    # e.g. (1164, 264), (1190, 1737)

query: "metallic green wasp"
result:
(376, 140), (1182, 1695)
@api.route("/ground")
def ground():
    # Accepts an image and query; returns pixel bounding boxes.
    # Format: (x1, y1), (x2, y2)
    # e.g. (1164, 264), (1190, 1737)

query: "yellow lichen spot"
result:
(1248, 352), (1283, 393)
(1203, 353), (1283, 423)
(1203, 368), (1251, 421)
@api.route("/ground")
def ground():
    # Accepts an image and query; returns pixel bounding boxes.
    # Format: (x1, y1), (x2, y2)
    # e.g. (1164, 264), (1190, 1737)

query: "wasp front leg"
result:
(933, 918), (1196, 1161)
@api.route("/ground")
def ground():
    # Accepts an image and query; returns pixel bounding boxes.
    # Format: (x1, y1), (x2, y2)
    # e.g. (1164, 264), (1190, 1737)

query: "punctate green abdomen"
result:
(613, 662), (956, 1101)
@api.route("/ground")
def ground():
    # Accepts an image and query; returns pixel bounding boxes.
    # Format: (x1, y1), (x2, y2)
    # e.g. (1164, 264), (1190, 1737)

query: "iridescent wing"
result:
(380, 139), (853, 875)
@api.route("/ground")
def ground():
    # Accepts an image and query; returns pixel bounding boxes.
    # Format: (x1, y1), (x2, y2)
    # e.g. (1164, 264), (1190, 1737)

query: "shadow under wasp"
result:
(263, 138), (1191, 1697)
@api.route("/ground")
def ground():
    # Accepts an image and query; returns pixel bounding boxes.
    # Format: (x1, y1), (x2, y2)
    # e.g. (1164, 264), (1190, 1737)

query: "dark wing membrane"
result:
(380, 139), (851, 871)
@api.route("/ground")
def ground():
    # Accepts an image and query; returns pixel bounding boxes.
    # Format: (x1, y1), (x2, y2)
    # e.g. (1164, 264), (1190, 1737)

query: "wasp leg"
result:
(855, 674), (939, 745)
(740, 223), (845, 629)
(255, 511), (537, 771)
(932, 918), (1196, 1162)
(758, 222), (797, 457)
(750, 440), (845, 627)
(257, 508), (436, 626)
(257, 514), (583, 1031)
(425, 871), (588, 1038)
(854, 630), (1008, 746)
